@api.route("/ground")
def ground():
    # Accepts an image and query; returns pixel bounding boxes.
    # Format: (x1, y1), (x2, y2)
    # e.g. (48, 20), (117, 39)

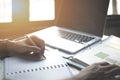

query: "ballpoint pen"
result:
(25, 35), (46, 59)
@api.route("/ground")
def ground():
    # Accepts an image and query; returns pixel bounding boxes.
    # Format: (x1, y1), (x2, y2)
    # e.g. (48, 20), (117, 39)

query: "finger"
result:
(99, 62), (110, 66)
(102, 64), (119, 71)
(91, 62), (114, 72)
(18, 53), (43, 61)
(17, 46), (43, 61)
(27, 46), (43, 57)
(25, 36), (45, 54)
(30, 35), (45, 54)
(35, 39), (45, 55)
(37, 39), (45, 54)
(105, 66), (120, 76)
(93, 62), (109, 66)
(15, 44), (42, 57)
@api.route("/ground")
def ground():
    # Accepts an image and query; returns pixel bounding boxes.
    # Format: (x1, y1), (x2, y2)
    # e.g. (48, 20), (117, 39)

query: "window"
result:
(117, 0), (120, 14)
(0, 0), (119, 23)
(0, 0), (55, 23)
(108, 0), (120, 15)
(29, 0), (55, 21)
(0, 0), (12, 23)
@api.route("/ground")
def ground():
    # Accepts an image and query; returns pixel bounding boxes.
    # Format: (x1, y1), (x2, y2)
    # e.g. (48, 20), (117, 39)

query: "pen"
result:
(25, 35), (46, 59)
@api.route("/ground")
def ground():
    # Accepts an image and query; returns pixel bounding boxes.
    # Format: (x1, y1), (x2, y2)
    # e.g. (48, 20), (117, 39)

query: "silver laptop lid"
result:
(55, 0), (109, 37)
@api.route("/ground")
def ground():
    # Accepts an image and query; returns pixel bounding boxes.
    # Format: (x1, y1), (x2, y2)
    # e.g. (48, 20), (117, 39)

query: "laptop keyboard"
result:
(58, 30), (94, 43)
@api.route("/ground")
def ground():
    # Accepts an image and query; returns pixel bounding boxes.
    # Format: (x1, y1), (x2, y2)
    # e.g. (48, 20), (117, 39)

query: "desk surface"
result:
(0, 48), (80, 80)
(0, 33), (108, 80)
(0, 60), (3, 80)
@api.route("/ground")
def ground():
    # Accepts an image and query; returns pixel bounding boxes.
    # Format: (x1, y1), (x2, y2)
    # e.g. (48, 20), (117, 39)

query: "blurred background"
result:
(0, 0), (120, 39)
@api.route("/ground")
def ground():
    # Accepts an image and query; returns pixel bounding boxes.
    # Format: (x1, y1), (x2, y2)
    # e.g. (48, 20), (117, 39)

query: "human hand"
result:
(7, 35), (45, 60)
(66, 62), (120, 80)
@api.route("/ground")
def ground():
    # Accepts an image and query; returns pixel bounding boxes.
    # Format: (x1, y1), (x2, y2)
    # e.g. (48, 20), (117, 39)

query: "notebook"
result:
(34, 0), (109, 54)
(74, 35), (120, 66)
(4, 49), (73, 80)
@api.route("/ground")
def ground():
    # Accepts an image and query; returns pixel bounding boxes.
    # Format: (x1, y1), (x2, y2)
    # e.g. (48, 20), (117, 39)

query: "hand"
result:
(7, 35), (45, 60)
(66, 62), (120, 80)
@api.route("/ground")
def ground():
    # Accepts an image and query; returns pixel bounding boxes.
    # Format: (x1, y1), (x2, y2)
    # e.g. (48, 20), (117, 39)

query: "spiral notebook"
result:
(4, 50), (73, 80)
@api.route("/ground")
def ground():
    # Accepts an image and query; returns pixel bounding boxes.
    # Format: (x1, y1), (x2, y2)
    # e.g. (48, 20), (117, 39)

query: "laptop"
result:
(36, 0), (109, 54)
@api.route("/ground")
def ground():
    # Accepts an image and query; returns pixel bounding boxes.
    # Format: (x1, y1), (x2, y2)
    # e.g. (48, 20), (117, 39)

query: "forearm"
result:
(0, 39), (7, 52)
(0, 39), (9, 58)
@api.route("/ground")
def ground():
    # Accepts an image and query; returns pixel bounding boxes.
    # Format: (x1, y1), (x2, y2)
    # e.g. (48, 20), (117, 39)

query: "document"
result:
(74, 35), (120, 66)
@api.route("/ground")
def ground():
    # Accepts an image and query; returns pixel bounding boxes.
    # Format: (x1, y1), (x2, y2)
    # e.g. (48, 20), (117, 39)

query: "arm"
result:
(0, 39), (9, 58)
(66, 62), (120, 80)
(0, 35), (45, 60)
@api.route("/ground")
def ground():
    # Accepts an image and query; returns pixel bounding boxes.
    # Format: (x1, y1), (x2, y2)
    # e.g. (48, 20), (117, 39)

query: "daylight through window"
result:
(29, 0), (55, 21)
(0, 0), (12, 23)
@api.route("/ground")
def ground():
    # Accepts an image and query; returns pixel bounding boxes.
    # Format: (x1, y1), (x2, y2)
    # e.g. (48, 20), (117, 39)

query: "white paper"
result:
(4, 50), (73, 80)
(74, 35), (120, 66)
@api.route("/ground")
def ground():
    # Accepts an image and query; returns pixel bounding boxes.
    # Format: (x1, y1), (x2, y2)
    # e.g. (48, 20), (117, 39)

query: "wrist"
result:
(0, 39), (9, 58)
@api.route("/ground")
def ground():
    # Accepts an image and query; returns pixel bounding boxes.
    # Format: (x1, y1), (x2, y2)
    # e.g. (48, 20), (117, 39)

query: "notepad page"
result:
(4, 50), (73, 80)
(75, 35), (120, 66)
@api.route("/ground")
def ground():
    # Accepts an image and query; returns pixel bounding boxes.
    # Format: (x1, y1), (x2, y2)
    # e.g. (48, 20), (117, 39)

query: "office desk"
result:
(0, 48), (80, 80)
(0, 29), (108, 80)
(0, 60), (3, 80)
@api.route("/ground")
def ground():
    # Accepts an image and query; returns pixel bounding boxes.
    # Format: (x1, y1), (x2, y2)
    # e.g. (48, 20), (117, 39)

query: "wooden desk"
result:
(0, 30), (108, 80)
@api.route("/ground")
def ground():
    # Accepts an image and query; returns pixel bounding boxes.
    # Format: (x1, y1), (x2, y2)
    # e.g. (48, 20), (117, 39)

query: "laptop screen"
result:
(55, 0), (109, 37)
